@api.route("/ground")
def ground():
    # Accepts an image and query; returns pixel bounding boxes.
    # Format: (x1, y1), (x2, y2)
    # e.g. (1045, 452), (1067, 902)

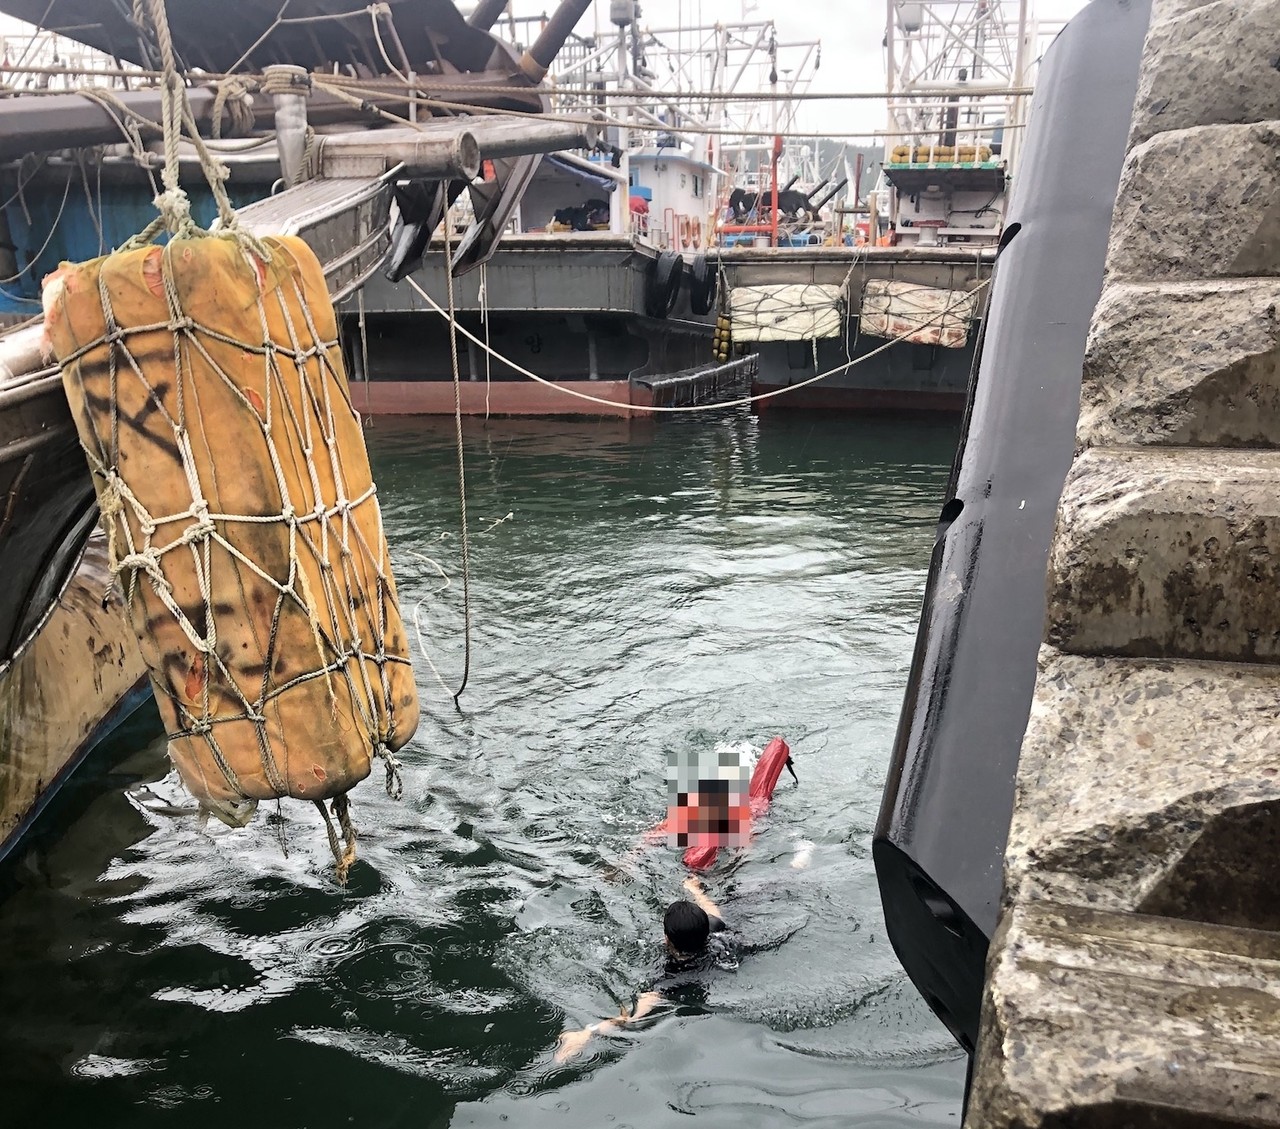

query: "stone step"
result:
(1106, 121), (1280, 284)
(1047, 446), (1280, 662)
(1006, 648), (1280, 914)
(1130, 0), (1280, 146)
(969, 899), (1280, 1128)
(1079, 279), (1280, 450)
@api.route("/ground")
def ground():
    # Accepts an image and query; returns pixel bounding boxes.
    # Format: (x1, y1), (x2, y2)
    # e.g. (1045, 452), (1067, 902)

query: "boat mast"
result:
(609, 0), (634, 236)
(884, 1), (1036, 173)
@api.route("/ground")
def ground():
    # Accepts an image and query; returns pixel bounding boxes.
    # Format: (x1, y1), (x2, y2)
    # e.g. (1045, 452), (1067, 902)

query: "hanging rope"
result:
(119, 0), (265, 256)
(441, 209), (473, 708)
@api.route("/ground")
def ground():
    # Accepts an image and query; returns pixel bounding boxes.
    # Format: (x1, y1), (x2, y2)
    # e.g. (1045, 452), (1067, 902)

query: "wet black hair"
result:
(664, 899), (711, 955)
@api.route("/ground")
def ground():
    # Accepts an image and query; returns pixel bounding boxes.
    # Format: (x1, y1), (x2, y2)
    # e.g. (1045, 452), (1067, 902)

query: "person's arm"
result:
(554, 991), (664, 1062)
(682, 875), (723, 921)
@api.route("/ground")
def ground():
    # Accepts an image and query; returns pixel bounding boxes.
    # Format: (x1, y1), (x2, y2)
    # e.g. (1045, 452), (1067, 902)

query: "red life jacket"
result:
(645, 737), (792, 870)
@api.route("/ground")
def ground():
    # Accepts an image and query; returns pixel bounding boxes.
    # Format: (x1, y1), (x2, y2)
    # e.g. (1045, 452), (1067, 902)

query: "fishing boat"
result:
(358, 1), (1063, 416)
(0, 0), (602, 858)
(725, 0), (1050, 412)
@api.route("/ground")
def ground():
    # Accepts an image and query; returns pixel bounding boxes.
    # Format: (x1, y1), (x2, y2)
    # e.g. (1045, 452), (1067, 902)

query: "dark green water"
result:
(0, 410), (965, 1127)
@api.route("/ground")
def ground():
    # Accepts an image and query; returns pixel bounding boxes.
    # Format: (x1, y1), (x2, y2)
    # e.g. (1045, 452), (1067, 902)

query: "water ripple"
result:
(0, 411), (964, 1127)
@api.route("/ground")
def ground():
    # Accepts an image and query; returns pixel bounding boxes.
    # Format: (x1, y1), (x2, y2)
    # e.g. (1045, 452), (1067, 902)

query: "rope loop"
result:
(260, 66), (312, 98)
(376, 743), (405, 801)
(211, 76), (257, 140)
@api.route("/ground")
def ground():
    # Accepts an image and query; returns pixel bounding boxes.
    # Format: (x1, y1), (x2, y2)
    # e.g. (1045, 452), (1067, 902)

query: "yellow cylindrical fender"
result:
(44, 233), (420, 816)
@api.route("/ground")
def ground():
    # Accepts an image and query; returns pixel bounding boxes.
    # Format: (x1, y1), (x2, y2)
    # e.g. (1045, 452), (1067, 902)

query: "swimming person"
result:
(554, 877), (728, 1062)
(645, 736), (797, 870)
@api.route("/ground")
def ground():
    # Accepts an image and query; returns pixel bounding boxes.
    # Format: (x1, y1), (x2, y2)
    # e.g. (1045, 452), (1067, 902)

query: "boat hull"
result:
(352, 378), (634, 417)
(0, 533), (151, 861)
(751, 382), (966, 413)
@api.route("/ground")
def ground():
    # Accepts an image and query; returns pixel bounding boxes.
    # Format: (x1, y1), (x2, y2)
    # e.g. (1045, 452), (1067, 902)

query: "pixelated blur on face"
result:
(666, 747), (750, 848)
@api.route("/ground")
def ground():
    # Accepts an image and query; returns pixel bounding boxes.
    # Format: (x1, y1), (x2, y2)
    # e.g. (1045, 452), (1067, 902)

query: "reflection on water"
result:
(0, 409), (965, 1126)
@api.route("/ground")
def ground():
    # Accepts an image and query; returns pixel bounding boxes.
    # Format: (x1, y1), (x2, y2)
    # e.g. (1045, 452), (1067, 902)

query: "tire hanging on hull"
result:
(644, 250), (683, 319)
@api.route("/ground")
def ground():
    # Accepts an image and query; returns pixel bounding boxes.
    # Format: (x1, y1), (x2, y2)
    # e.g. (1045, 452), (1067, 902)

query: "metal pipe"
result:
(319, 128), (482, 179)
(884, 0), (896, 167)
(263, 64), (310, 187)
(546, 148), (626, 183)
(468, 0), (511, 31)
(518, 0), (594, 82)
(471, 117), (601, 158)
(0, 73), (547, 163)
(610, 20), (630, 237)
(810, 178), (847, 213)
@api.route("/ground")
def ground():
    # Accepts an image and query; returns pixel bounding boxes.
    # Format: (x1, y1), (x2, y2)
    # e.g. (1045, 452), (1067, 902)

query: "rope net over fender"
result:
(42, 233), (421, 877)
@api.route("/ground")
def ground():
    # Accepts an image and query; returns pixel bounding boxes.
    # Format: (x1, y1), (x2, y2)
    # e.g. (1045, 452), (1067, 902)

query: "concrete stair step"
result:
(1047, 446), (1280, 662)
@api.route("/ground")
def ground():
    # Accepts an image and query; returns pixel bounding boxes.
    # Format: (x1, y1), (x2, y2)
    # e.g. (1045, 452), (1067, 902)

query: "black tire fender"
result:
(644, 251), (684, 319)
(688, 253), (718, 316)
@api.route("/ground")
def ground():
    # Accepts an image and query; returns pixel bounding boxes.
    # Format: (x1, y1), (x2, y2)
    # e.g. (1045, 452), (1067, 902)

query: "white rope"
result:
(407, 543), (460, 703)
(404, 274), (991, 414)
(479, 261), (492, 422)
(368, 3), (410, 85)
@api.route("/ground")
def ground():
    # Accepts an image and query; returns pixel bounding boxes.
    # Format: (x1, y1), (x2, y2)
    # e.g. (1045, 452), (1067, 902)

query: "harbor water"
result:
(0, 409), (966, 1126)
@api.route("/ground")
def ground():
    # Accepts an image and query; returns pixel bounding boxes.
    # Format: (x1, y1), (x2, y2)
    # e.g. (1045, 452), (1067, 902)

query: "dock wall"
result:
(967, 1), (1280, 1125)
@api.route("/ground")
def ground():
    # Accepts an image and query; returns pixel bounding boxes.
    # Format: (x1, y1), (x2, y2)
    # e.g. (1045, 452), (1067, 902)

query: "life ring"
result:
(691, 218), (702, 248)
(688, 253), (718, 316)
(644, 251), (684, 319)
(679, 215), (693, 249)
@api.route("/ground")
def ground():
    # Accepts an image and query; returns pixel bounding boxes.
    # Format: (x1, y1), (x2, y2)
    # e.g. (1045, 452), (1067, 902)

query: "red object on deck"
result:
(646, 737), (793, 871)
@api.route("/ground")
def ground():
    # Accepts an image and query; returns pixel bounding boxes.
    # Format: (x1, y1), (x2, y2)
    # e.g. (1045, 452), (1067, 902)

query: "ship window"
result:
(692, 175), (703, 198)
(680, 173), (687, 189)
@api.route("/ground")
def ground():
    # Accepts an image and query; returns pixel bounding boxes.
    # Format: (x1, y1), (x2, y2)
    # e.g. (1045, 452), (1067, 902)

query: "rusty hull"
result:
(0, 533), (149, 858)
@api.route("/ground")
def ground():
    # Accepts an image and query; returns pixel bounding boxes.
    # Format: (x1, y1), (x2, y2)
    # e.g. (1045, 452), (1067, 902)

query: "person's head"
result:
(663, 899), (711, 958)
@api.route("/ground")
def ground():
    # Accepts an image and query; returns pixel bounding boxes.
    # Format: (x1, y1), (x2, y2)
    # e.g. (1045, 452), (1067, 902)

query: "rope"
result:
(407, 544), (464, 703)
(316, 792), (358, 884)
(113, 0), (265, 254)
(210, 76), (256, 140)
(368, 3), (410, 84)
(305, 72), (1025, 143)
(404, 273), (991, 414)
(0, 171), (73, 285)
(442, 210), (472, 708)
(0, 169), (73, 284)
(479, 261), (492, 421)
(79, 152), (106, 258)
